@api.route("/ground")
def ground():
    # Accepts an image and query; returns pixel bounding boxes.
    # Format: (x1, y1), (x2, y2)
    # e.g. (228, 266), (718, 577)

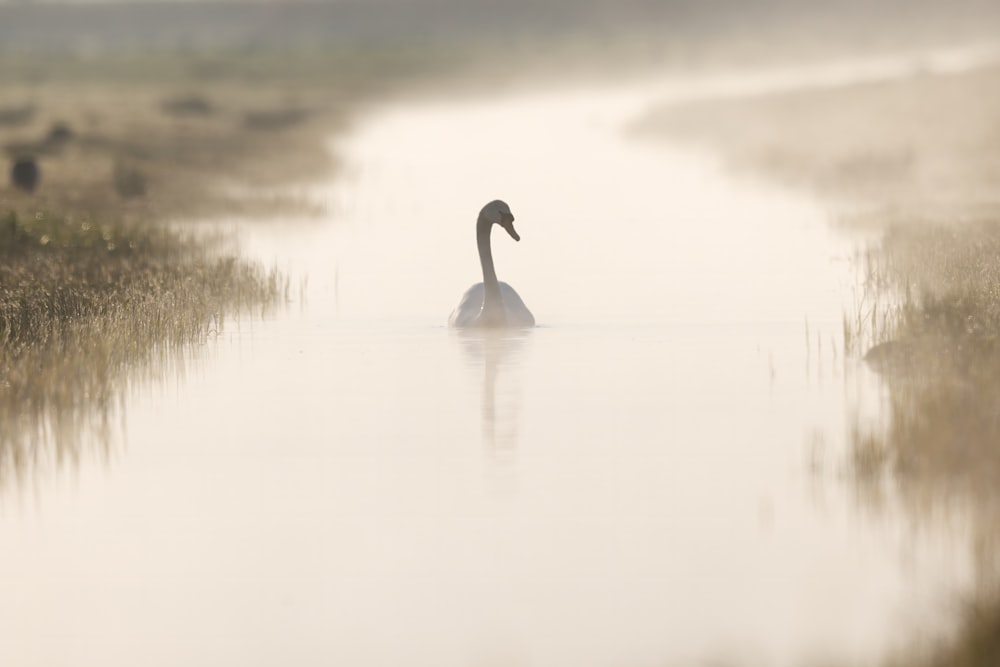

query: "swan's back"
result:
(449, 282), (535, 328)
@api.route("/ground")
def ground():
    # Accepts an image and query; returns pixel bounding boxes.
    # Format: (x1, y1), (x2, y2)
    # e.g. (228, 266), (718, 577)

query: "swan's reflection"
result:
(455, 329), (530, 455)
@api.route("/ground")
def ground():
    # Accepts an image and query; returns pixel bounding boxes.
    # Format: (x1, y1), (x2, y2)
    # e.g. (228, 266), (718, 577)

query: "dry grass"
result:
(0, 208), (286, 493)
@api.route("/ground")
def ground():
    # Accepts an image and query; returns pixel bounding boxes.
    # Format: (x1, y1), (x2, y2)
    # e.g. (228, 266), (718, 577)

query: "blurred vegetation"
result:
(1, 83), (339, 219)
(880, 587), (1000, 667)
(636, 63), (1000, 219)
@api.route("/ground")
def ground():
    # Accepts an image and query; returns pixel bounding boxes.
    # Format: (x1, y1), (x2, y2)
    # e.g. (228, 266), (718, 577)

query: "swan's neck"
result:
(477, 216), (504, 319)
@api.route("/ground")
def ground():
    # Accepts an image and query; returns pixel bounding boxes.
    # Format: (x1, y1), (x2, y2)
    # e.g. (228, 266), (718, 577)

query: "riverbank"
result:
(0, 209), (285, 486)
(637, 58), (1000, 667)
(0, 55), (336, 486)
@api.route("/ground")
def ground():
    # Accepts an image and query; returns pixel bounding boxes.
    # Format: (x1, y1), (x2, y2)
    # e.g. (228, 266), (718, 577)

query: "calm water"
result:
(0, 56), (986, 667)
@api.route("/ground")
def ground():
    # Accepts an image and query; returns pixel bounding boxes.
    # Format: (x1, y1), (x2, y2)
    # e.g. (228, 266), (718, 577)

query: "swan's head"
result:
(479, 199), (519, 241)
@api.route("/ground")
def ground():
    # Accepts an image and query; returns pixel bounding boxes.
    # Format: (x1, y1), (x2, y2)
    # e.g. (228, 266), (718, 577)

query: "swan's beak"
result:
(500, 213), (520, 242)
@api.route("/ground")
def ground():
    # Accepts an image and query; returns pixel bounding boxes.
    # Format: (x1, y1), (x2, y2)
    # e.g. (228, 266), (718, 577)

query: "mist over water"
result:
(2, 51), (991, 665)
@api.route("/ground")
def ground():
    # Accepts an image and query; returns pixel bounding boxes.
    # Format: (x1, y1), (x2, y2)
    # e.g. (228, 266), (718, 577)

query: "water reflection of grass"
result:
(850, 244), (1000, 666)
(851, 227), (1000, 667)
(0, 209), (285, 493)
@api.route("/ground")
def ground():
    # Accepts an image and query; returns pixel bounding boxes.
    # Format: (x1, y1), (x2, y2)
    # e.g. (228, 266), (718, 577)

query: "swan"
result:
(449, 200), (535, 328)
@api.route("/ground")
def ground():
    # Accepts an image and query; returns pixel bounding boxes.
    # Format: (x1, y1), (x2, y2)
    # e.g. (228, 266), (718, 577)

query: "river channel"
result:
(2, 53), (988, 667)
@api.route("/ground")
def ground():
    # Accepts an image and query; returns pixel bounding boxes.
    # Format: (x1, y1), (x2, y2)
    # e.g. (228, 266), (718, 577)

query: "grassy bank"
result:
(637, 61), (1000, 666)
(0, 214), (287, 494)
(0, 208), (286, 491)
(0, 54), (339, 491)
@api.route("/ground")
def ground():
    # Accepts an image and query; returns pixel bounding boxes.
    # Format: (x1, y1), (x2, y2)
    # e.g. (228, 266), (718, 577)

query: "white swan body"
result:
(449, 200), (535, 328)
(449, 282), (534, 328)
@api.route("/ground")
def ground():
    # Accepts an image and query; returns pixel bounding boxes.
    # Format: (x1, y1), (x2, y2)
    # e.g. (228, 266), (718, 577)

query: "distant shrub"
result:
(113, 161), (147, 199)
(161, 94), (214, 117)
(10, 158), (39, 193)
(243, 108), (309, 131)
(0, 105), (35, 127)
(46, 122), (75, 146)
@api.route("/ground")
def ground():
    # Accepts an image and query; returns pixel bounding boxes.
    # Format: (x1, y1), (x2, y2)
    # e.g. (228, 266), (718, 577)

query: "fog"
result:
(3, 2), (1000, 667)
(2, 1), (998, 57)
